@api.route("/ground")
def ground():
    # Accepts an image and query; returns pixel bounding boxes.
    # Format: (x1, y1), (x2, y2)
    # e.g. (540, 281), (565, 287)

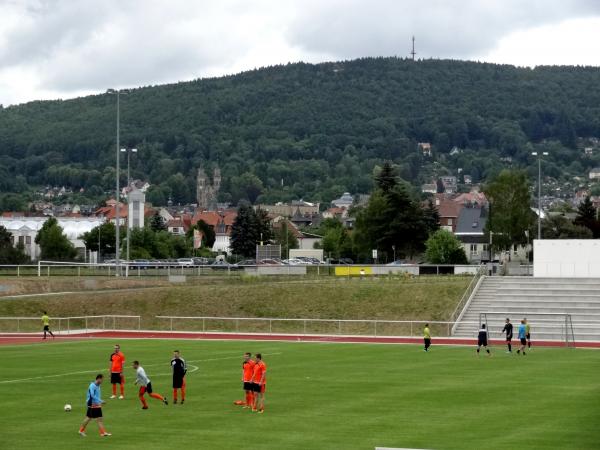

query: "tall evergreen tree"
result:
(375, 162), (397, 193)
(149, 213), (167, 232)
(574, 196), (600, 238)
(230, 204), (273, 258)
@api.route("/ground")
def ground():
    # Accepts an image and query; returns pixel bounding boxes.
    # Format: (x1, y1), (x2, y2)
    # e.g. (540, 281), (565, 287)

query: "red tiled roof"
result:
(436, 200), (463, 218)
(192, 210), (237, 227)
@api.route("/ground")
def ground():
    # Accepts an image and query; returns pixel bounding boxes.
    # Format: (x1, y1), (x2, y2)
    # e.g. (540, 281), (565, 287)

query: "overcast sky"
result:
(1, 0), (600, 105)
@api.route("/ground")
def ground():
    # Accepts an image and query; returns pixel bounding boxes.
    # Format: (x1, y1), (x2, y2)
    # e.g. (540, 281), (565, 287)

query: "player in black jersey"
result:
(501, 318), (513, 353)
(476, 323), (491, 356)
(171, 350), (187, 404)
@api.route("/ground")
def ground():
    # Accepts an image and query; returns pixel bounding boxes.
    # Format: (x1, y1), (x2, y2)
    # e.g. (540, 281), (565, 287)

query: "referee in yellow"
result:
(423, 323), (431, 352)
(42, 311), (55, 340)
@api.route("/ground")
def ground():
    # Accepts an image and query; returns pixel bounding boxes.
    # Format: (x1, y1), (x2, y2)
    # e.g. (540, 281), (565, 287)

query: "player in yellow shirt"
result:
(42, 312), (55, 340)
(423, 324), (431, 352)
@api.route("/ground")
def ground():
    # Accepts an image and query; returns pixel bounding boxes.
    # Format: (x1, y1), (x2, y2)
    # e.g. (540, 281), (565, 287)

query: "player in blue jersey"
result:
(517, 320), (527, 355)
(79, 374), (111, 437)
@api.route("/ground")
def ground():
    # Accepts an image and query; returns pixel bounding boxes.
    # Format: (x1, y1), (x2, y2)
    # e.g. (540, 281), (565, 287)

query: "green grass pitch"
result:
(0, 339), (598, 450)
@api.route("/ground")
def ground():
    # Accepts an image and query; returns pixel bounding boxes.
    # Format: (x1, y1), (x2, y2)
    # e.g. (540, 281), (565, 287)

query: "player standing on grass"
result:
(79, 374), (111, 437)
(501, 318), (513, 353)
(109, 344), (126, 399)
(517, 320), (527, 355)
(476, 323), (491, 356)
(251, 353), (267, 413)
(171, 350), (187, 404)
(423, 324), (431, 352)
(242, 352), (256, 408)
(133, 360), (168, 409)
(41, 311), (55, 340)
(525, 317), (532, 349)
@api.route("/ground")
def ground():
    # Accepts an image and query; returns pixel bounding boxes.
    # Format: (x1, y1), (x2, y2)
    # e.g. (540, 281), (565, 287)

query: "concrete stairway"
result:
(453, 277), (600, 341)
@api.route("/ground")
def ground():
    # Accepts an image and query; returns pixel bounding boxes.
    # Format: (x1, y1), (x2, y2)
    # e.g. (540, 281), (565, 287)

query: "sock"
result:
(486, 349), (490, 354)
(112, 384), (117, 396)
(99, 426), (106, 435)
(150, 393), (164, 402)
(477, 348), (480, 353)
(181, 384), (186, 401)
(140, 395), (148, 408)
(120, 380), (125, 396)
(173, 389), (178, 402)
(79, 426), (86, 432)
(508, 343), (511, 352)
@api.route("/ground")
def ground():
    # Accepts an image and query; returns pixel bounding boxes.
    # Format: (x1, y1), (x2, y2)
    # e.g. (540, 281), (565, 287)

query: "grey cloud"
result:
(285, 0), (600, 60)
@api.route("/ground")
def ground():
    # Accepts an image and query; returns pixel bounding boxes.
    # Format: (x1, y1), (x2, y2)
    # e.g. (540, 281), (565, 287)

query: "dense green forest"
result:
(1, 57), (600, 209)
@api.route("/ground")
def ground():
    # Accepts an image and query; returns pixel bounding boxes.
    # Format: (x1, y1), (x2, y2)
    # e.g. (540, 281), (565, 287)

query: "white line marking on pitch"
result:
(0, 352), (282, 384)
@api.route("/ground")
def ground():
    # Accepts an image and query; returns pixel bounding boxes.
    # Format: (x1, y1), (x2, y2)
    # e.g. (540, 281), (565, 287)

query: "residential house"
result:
(454, 206), (489, 263)
(192, 210), (237, 254)
(433, 196), (463, 232)
(421, 183), (437, 194)
(166, 218), (189, 236)
(589, 168), (600, 180)
(255, 200), (319, 217)
(331, 193), (354, 209)
(418, 142), (432, 156)
(463, 175), (472, 185)
(440, 176), (458, 194)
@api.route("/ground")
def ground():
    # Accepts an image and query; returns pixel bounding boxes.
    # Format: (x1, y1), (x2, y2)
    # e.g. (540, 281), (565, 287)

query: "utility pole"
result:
(410, 36), (416, 61)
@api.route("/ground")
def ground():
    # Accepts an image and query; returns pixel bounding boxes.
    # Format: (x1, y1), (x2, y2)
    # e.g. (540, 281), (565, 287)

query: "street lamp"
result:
(107, 88), (128, 276)
(121, 147), (138, 261)
(531, 151), (549, 240)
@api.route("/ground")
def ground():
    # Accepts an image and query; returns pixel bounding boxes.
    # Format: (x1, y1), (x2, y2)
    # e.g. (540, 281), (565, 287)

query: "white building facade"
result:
(0, 217), (104, 260)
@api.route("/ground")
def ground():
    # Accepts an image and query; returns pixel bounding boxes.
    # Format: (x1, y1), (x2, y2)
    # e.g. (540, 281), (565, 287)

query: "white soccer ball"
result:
(64, 404), (72, 412)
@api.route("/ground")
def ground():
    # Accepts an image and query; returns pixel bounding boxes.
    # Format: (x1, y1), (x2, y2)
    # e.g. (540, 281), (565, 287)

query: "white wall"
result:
(534, 240), (600, 277)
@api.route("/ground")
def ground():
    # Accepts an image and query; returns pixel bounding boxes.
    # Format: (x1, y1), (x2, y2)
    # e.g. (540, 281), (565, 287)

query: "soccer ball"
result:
(64, 404), (72, 412)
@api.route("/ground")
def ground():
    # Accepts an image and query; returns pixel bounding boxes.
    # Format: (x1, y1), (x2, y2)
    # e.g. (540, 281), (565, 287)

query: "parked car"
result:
(192, 257), (210, 265)
(177, 258), (194, 266)
(210, 260), (239, 270)
(236, 259), (257, 267)
(386, 260), (407, 266)
(131, 259), (150, 269)
(259, 258), (284, 265)
(282, 258), (305, 266)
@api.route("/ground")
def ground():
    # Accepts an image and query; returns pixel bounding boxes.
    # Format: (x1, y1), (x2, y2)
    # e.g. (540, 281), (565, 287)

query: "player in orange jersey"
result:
(108, 344), (125, 399)
(251, 353), (267, 413)
(241, 352), (256, 408)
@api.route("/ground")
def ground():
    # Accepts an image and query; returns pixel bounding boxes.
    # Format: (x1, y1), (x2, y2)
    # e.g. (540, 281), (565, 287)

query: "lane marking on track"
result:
(0, 352), (282, 384)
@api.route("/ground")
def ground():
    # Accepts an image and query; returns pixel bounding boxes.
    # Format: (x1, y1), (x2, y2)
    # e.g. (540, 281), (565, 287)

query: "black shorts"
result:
(173, 376), (185, 389)
(145, 382), (153, 394)
(250, 383), (261, 393)
(86, 407), (102, 419)
(520, 338), (527, 345)
(505, 335), (512, 342)
(478, 338), (488, 347)
(526, 333), (531, 340)
(424, 338), (431, 345)
(43, 325), (49, 331)
(243, 381), (253, 391)
(110, 372), (122, 384)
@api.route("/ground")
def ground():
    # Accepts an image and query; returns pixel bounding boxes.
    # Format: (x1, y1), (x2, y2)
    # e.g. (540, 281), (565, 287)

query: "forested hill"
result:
(1, 58), (600, 208)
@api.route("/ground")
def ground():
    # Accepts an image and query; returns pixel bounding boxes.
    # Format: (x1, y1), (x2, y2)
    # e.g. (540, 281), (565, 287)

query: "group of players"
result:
(77, 344), (268, 437)
(422, 318), (532, 355)
(78, 344), (188, 437)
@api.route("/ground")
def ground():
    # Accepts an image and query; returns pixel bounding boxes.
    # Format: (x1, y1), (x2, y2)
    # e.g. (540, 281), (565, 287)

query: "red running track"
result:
(1, 330), (599, 348)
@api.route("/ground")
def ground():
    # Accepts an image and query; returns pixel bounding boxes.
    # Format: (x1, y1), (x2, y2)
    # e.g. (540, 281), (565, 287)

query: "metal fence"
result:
(0, 315), (141, 333)
(155, 316), (479, 338)
(0, 261), (489, 279)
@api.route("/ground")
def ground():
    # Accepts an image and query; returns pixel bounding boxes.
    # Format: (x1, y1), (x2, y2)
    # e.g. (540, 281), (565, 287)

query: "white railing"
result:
(450, 265), (486, 334)
(0, 315), (141, 333)
(155, 315), (479, 337)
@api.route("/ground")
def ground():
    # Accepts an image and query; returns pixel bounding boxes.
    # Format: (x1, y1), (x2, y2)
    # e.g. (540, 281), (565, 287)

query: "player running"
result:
(133, 360), (168, 409)
(109, 344), (126, 399)
(476, 323), (491, 356)
(251, 353), (267, 413)
(79, 374), (111, 437)
(171, 350), (187, 404)
(423, 324), (431, 352)
(524, 317), (532, 349)
(517, 320), (527, 355)
(501, 318), (513, 353)
(41, 311), (55, 340)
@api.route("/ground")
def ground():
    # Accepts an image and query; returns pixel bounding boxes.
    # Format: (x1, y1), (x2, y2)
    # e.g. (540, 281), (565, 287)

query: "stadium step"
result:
(453, 276), (600, 341)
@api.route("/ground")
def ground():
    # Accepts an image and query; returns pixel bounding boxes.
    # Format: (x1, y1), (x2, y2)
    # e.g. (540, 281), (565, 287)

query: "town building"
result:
(196, 166), (221, 211)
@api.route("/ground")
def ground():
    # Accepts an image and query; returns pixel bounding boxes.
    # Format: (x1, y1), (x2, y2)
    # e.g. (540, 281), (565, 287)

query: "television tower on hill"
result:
(410, 36), (416, 61)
